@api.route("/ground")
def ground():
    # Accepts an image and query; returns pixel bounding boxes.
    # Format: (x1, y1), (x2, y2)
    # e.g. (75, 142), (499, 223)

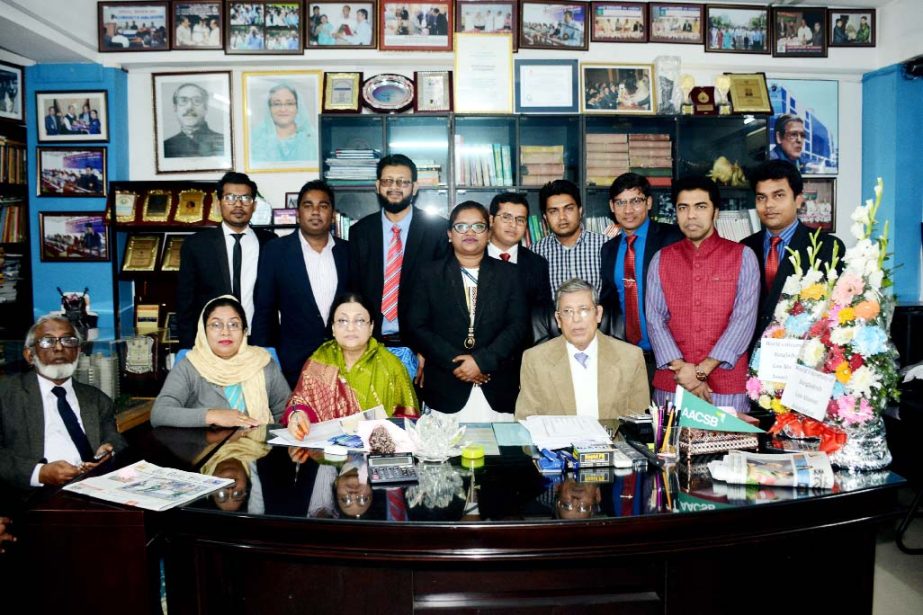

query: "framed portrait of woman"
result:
(242, 70), (322, 173)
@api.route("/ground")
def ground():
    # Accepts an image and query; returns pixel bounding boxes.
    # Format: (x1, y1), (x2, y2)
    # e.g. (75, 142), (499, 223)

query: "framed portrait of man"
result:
(768, 78), (839, 176)
(307, 2), (377, 49)
(152, 71), (233, 174)
(0, 60), (24, 123)
(242, 70), (321, 173)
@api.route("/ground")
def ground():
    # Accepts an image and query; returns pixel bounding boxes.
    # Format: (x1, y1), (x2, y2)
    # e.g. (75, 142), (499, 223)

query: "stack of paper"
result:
(520, 415), (612, 450)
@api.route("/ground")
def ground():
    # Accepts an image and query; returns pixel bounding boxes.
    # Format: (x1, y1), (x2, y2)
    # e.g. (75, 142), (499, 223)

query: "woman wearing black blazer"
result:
(405, 201), (528, 419)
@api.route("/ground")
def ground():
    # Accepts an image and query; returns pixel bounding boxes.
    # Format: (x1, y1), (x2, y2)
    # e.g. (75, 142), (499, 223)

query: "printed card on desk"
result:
(757, 338), (805, 383)
(780, 364), (836, 421)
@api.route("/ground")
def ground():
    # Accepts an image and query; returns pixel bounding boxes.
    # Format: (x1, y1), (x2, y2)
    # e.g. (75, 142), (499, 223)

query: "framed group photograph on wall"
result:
(38, 147), (107, 197)
(520, 2), (589, 50)
(649, 3), (704, 45)
(590, 2), (647, 43)
(0, 61), (23, 123)
(582, 63), (656, 114)
(515, 59), (578, 113)
(768, 78), (839, 176)
(39, 211), (109, 262)
(829, 9), (875, 47)
(98, 2), (170, 51)
(172, 1), (223, 50)
(226, 2), (304, 54)
(414, 70), (452, 112)
(36, 91), (109, 143)
(322, 72), (362, 113)
(152, 71), (233, 174)
(456, 1), (517, 49)
(380, 2), (454, 51)
(705, 5), (769, 54)
(243, 70), (321, 173)
(799, 178), (836, 232)
(772, 7), (827, 58)
(307, 2), (377, 48)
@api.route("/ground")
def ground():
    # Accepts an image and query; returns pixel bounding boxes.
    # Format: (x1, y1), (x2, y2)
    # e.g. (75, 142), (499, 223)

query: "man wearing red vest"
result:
(645, 176), (759, 412)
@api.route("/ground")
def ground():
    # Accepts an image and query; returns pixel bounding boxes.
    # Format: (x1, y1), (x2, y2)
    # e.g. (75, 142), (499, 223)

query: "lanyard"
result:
(461, 268), (478, 349)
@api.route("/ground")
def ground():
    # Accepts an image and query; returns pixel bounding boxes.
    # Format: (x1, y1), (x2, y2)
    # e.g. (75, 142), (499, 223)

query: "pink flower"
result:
(746, 376), (761, 400)
(835, 395), (875, 426)
(831, 273), (864, 306)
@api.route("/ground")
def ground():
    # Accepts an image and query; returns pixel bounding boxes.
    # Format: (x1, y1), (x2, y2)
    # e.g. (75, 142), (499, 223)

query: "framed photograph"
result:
(380, 1), (453, 51)
(307, 2), (377, 48)
(591, 3), (647, 43)
(226, 2), (304, 54)
(725, 73), (771, 114)
(829, 9), (874, 47)
(520, 2), (588, 50)
(162, 312), (179, 343)
(649, 3), (704, 44)
(285, 191), (300, 207)
(143, 190), (172, 222)
(768, 78), (838, 176)
(0, 61), (24, 123)
(122, 234), (162, 272)
(38, 147), (107, 197)
(415, 70), (452, 112)
(799, 178), (836, 232)
(456, 1), (517, 49)
(705, 4), (769, 54)
(242, 70), (321, 173)
(152, 71), (233, 174)
(98, 2), (170, 51)
(772, 7), (827, 58)
(323, 72), (362, 113)
(160, 235), (187, 271)
(172, 2), (223, 49)
(272, 208), (299, 225)
(515, 59), (578, 113)
(36, 91), (109, 143)
(39, 211), (109, 262)
(582, 64), (656, 114)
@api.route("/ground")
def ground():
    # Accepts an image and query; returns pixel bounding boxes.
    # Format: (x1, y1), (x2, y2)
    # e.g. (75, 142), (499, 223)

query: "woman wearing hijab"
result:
(250, 82), (315, 164)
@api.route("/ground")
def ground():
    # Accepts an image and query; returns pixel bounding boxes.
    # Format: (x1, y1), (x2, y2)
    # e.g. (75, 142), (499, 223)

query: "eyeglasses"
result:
(557, 307), (595, 321)
(35, 335), (80, 349)
(269, 101), (297, 108)
(497, 212), (528, 226)
(338, 493), (370, 506)
(175, 96), (206, 107)
(333, 318), (370, 329)
(782, 131), (806, 141)
(214, 487), (248, 503)
(612, 196), (647, 209)
(378, 177), (413, 188)
(207, 320), (243, 332)
(222, 193), (255, 204)
(451, 222), (488, 234)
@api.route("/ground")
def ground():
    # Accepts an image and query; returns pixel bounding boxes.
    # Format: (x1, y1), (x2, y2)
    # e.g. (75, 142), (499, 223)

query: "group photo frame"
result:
(829, 8), (875, 47)
(648, 2), (704, 45)
(581, 63), (656, 114)
(35, 91), (109, 143)
(0, 61), (24, 123)
(39, 211), (110, 262)
(37, 147), (107, 197)
(799, 177), (836, 232)
(307, 1), (377, 48)
(590, 2), (647, 44)
(380, 1), (454, 51)
(172, 1), (224, 50)
(705, 5), (770, 54)
(98, 1), (170, 51)
(455, 1), (517, 49)
(226, 2), (304, 54)
(772, 6), (827, 58)
(520, 1), (589, 51)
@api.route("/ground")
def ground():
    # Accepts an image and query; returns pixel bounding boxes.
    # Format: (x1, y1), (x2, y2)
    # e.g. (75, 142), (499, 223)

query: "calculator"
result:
(368, 453), (419, 485)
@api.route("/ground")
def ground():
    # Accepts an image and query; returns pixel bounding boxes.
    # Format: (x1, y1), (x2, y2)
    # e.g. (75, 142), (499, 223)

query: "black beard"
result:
(377, 192), (414, 214)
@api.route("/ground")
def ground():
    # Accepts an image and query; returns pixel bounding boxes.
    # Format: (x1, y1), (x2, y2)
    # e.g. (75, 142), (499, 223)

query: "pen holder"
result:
(656, 424), (681, 463)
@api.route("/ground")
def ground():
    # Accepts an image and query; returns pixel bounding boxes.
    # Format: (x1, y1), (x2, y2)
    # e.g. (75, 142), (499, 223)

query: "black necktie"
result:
(232, 233), (244, 301)
(51, 386), (94, 462)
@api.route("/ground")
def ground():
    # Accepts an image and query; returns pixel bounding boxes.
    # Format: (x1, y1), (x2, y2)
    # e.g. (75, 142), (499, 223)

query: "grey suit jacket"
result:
(0, 371), (126, 490)
(515, 333), (650, 421)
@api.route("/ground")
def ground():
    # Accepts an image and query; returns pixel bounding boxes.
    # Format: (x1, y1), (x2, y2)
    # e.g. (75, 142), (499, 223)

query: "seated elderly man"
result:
(515, 277), (650, 420)
(0, 316), (125, 491)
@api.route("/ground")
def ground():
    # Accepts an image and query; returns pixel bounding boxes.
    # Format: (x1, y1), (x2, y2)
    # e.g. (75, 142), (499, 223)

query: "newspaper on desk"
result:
(520, 415), (612, 450)
(62, 460), (234, 511)
(707, 450), (834, 489)
(268, 406), (388, 449)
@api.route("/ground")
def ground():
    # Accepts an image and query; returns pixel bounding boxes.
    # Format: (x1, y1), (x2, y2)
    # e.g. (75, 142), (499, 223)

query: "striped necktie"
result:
(382, 225), (403, 322)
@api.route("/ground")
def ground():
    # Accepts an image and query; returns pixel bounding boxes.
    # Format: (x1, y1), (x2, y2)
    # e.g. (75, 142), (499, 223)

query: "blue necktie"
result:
(575, 352), (589, 369)
(52, 386), (94, 462)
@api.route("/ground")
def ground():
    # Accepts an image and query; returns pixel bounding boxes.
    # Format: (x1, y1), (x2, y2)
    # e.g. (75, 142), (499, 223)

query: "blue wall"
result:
(862, 64), (923, 303)
(25, 64), (127, 340)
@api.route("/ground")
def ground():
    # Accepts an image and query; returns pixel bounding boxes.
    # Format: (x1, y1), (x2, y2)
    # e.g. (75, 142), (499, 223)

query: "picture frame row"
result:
(98, 2), (877, 54)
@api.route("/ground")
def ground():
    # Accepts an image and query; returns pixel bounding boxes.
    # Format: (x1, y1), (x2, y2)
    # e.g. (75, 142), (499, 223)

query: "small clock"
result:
(361, 74), (415, 113)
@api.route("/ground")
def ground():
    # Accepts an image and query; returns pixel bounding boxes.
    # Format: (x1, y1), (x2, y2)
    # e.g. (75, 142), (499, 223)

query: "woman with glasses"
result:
(406, 201), (529, 421)
(283, 292), (419, 440)
(152, 295), (291, 428)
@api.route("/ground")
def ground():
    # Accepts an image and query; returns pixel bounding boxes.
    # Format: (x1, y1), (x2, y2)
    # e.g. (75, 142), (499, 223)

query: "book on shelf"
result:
(324, 148), (380, 182)
(0, 138), (27, 185)
(715, 209), (758, 242)
(455, 135), (513, 187)
(521, 145), (564, 186)
(0, 204), (24, 243)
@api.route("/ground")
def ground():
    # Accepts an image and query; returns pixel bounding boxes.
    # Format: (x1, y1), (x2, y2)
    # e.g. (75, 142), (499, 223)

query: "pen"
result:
(626, 439), (663, 469)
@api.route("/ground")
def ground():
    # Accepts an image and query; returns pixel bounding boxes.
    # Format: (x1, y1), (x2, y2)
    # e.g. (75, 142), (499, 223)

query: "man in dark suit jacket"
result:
(599, 173), (683, 382)
(742, 160), (844, 352)
(348, 154), (449, 348)
(251, 180), (349, 387)
(44, 106), (59, 136)
(0, 317), (125, 492)
(176, 172), (276, 348)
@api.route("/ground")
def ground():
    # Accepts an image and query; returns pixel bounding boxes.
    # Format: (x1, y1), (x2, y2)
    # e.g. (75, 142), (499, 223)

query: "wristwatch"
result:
(695, 366), (708, 382)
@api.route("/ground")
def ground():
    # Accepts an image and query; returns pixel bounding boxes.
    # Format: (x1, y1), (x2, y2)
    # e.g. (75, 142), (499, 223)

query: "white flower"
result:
(774, 300), (791, 323)
(850, 222), (866, 241)
(830, 326), (856, 346)
(800, 339), (826, 367)
(810, 302), (827, 319)
(782, 275), (801, 296)
(848, 365), (881, 398)
(802, 268), (824, 287)
(874, 179), (883, 201)
(850, 204), (871, 226)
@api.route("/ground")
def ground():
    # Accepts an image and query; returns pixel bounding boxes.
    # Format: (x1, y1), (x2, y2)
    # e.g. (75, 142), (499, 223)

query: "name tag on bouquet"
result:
(780, 365), (836, 421)
(758, 338), (805, 383)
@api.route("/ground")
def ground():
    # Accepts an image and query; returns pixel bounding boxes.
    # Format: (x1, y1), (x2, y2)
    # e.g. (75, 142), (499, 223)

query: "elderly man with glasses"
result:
(0, 316), (125, 491)
(769, 114), (809, 173)
(163, 82), (225, 158)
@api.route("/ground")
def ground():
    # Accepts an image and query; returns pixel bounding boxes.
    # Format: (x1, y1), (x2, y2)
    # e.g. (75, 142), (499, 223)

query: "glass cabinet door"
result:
(519, 115), (581, 188)
(676, 115), (768, 184)
(454, 115), (517, 190)
(319, 115), (384, 187)
(386, 115), (450, 188)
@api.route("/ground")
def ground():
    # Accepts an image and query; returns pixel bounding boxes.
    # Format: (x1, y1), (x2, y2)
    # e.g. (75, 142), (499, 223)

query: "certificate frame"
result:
(142, 189), (172, 222)
(322, 72), (362, 113)
(114, 190), (139, 223)
(725, 72), (772, 114)
(160, 234), (186, 271)
(122, 234), (162, 272)
(414, 70), (453, 113)
(514, 59), (579, 114)
(174, 189), (206, 223)
(581, 63), (656, 115)
(454, 33), (513, 113)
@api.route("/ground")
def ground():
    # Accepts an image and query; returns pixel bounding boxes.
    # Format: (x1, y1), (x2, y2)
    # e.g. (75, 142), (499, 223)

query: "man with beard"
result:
(0, 317), (125, 491)
(252, 180), (349, 387)
(163, 83), (224, 158)
(348, 154), (449, 378)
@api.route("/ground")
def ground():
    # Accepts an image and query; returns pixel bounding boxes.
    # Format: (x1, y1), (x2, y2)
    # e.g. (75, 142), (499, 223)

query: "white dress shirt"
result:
(298, 231), (338, 324)
(487, 242), (520, 264)
(222, 222), (260, 327)
(566, 334), (599, 419)
(31, 376), (84, 486)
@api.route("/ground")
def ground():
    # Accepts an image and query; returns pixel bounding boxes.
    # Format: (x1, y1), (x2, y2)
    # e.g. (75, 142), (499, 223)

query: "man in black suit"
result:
(347, 154), (449, 374)
(176, 172), (276, 348)
(742, 160), (845, 351)
(163, 83), (224, 158)
(44, 106), (59, 136)
(599, 173), (682, 383)
(251, 180), (348, 387)
(0, 317), (125, 492)
(486, 192), (552, 344)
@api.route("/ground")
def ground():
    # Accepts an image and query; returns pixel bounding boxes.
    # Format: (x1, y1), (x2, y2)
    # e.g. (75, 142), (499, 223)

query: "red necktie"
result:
(499, 252), (511, 262)
(623, 234), (641, 345)
(765, 236), (782, 291)
(382, 225), (402, 321)
(387, 488), (407, 521)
